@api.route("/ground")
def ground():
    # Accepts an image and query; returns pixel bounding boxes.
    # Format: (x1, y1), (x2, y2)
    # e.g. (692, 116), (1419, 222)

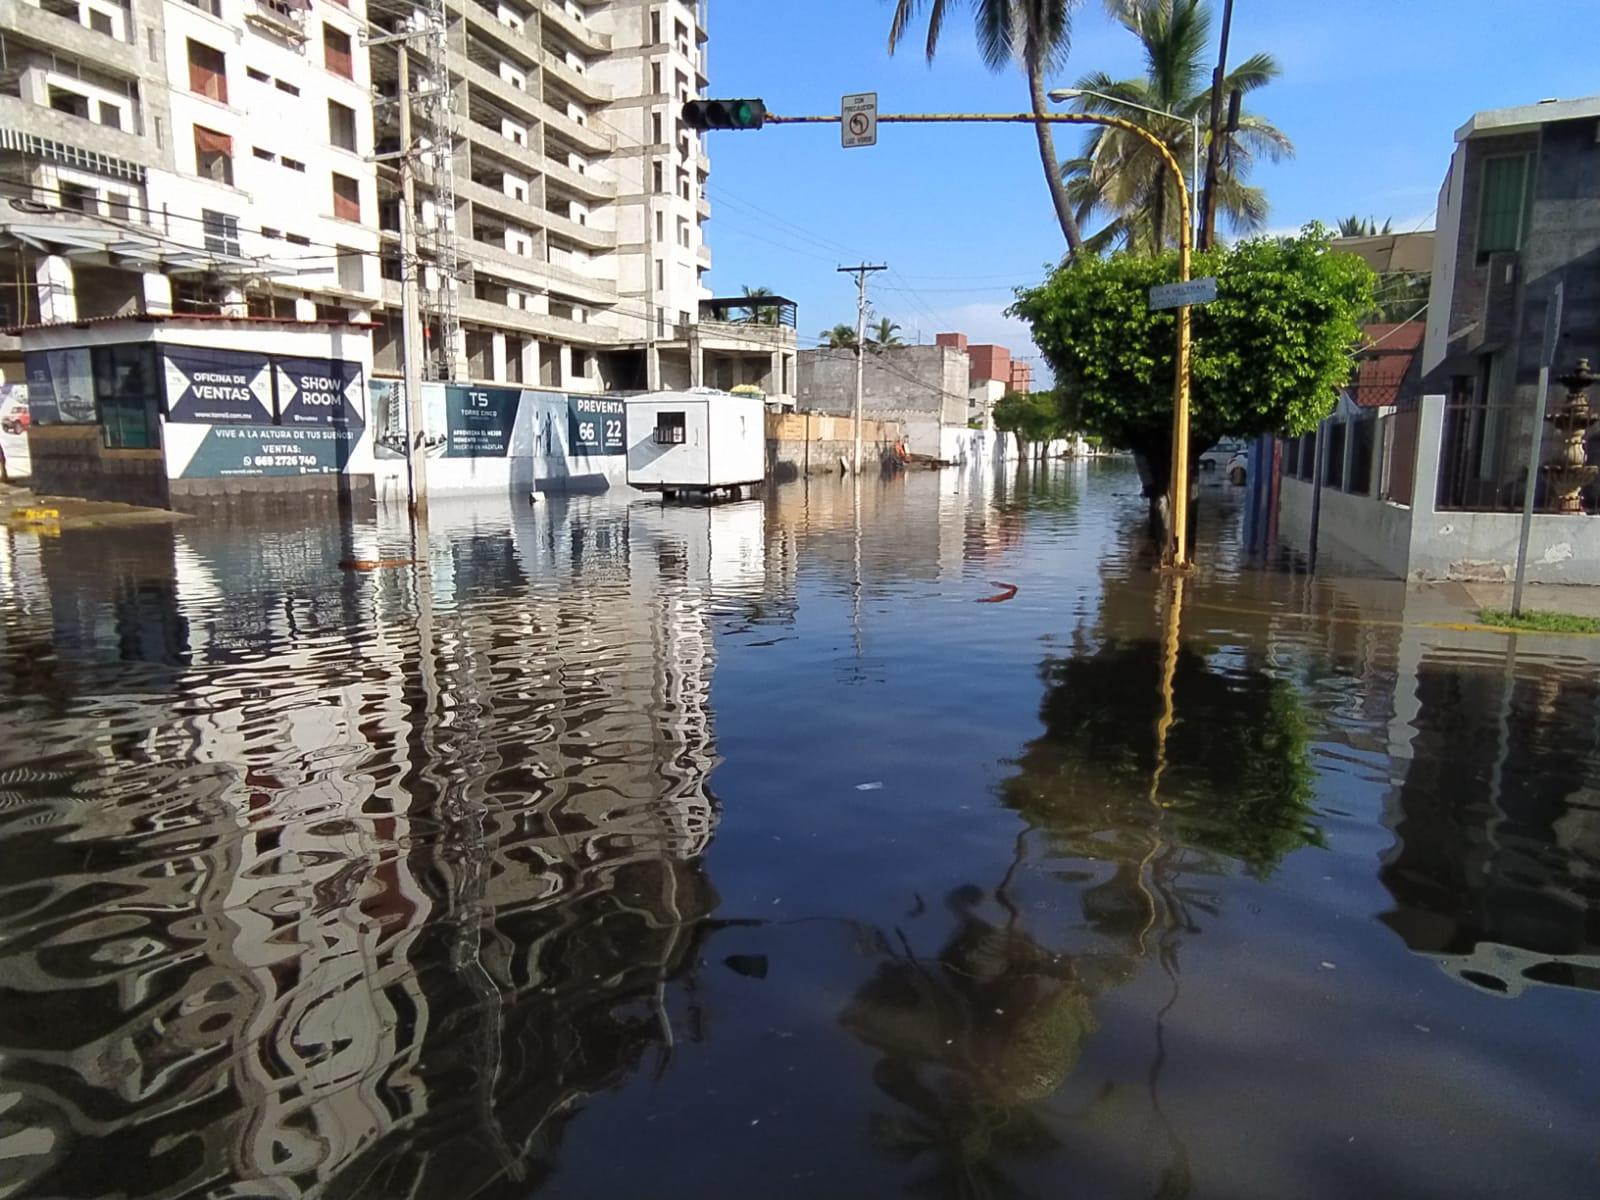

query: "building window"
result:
(253, 146), (275, 161)
(331, 172), (360, 221)
(653, 410), (685, 445)
(650, 9), (661, 42)
(655, 210), (664, 240)
(652, 161), (664, 193)
(247, 66), (270, 82)
(48, 87), (90, 119)
(651, 61), (662, 93)
(336, 246), (363, 291)
(324, 25), (353, 79)
(94, 344), (162, 450)
(106, 192), (131, 222)
(652, 111), (663, 143)
(275, 78), (300, 96)
(286, 232), (310, 246)
(184, 0), (222, 15)
(58, 182), (97, 214)
(87, 9), (113, 36)
(202, 208), (240, 254)
(187, 38), (228, 103)
(193, 126), (234, 184)
(1477, 153), (1533, 260)
(655, 258), (664, 289)
(281, 156), (306, 172)
(96, 101), (121, 129)
(261, 225), (280, 239)
(328, 100), (358, 151)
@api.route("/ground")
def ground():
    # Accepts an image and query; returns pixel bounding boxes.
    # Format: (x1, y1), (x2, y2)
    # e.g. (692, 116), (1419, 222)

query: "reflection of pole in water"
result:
(1139, 573), (1185, 954)
(852, 468), (864, 662)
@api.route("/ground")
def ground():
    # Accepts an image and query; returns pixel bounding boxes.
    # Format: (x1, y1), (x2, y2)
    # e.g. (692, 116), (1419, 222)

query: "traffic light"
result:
(682, 98), (766, 131)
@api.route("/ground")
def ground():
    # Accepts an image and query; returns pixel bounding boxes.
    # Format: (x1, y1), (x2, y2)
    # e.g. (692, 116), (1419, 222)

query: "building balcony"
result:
(696, 242), (711, 268)
(542, 154), (616, 202)
(543, 208), (614, 252)
(458, 293), (616, 345)
(456, 0), (544, 68)
(0, 94), (150, 178)
(462, 60), (544, 125)
(463, 233), (616, 306)
(463, 115), (538, 168)
(696, 195), (710, 221)
(0, 0), (137, 78)
(539, 47), (610, 104)
(538, 0), (610, 53)
(458, 175), (548, 231)
(537, 98), (610, 155)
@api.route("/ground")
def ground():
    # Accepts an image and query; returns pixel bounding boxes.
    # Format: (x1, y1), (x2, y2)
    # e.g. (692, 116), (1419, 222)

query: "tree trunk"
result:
(1027, 58), (1084, 257)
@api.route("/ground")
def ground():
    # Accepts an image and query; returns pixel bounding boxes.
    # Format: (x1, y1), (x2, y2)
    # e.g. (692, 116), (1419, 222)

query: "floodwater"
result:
(1, 460), (1596, 1200)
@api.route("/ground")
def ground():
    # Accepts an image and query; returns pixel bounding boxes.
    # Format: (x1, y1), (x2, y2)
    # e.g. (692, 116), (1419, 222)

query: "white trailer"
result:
(625, 390), (766, 498)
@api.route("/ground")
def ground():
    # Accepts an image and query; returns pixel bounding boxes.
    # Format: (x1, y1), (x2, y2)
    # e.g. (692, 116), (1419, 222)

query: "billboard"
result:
(440, 385), (521, 458)
(568, 394), (625, 455)
(164, 347), (273, 424)
(178, 425), (356, 478)
(275, 357), (366, 428)
(22, 349), (97, 424)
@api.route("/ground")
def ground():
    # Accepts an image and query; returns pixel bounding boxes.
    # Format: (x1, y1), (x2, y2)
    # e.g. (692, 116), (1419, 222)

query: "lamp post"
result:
(1049, 87), (1202, 249)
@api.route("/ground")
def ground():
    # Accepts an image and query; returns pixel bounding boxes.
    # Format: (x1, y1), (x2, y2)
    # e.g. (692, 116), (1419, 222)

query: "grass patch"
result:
(1478, 608), (1600, 634)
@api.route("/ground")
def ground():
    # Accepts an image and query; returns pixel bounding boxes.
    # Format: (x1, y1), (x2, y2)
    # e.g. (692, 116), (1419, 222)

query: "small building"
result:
(796, 343), (973, 462)
(639, 296), (800, 407)
(13, 314), (374, 511)
(626, 389), (765, 496)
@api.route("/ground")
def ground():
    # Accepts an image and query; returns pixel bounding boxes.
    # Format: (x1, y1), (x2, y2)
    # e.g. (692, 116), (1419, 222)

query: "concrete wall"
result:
(28, 424), (169, 506)
(764, 411), (902, 480)
(795, 345), (968, 460)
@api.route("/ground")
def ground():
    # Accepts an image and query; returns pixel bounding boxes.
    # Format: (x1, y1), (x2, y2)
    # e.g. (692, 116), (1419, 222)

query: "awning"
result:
(193, 126), (233, 155)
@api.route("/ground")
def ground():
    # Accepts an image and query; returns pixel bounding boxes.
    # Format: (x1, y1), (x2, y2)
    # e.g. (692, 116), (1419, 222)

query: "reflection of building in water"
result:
(0, 494), (746, 1198)
(1378, 644), (1600, 997)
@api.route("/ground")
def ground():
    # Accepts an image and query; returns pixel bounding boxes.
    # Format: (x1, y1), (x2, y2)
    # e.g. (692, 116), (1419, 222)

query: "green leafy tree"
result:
(820, 323), (859, 349)
(888, 0), (1086, 255)
(1009, 224), (1375, 507)
(868, 317), (904, 347)
(994, 389), (1070, 457)
(1063, 0), (1292, 253)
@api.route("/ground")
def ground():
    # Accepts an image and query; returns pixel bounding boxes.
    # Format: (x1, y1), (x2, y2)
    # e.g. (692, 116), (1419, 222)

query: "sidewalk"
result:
(0, 484), (186, 532)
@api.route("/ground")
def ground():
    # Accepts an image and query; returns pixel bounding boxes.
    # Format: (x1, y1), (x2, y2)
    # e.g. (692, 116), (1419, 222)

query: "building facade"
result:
(1, 0), (716, 399)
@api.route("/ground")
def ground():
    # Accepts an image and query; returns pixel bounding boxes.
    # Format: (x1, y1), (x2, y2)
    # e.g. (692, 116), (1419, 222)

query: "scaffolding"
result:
(366, 0), (463, 381)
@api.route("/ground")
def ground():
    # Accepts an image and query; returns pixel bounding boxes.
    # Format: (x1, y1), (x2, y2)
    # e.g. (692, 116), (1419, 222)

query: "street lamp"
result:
(1049, 87), (1202, 246)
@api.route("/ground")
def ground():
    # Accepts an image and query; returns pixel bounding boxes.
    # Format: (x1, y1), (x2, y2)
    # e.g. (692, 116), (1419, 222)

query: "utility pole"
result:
(1198, 0), (1234, 249)
(839, 263), (887, 473)
(397, 44), (427, 513)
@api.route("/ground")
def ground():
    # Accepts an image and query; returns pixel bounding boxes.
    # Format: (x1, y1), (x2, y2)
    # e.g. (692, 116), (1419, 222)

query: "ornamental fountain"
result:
(1543, 358), (1598, 514)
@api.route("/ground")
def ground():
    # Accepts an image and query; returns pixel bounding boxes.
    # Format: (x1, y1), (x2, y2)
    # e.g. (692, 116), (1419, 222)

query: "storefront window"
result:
(93, 343), (162, 449)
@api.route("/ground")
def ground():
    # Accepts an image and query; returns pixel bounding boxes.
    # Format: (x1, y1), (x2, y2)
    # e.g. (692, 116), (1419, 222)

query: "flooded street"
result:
(1, 460), (1596, 1199)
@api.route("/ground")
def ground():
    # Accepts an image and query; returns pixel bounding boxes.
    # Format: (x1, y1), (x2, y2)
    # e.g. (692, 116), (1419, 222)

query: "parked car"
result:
(1199, 437), (1248, 484)
(0, 399), (28, 435)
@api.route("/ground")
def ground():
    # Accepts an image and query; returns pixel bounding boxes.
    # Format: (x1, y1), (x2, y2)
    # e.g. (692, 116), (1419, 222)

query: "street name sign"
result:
(1148, 277), (1218, 310)
(842, 93), (877, 148)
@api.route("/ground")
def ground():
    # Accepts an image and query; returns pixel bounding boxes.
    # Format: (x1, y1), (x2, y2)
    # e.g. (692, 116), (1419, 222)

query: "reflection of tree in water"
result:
(1006, 634), (1320, 878)
(842, 887), (1131, 1200)
(842, 587), (1320, 1198)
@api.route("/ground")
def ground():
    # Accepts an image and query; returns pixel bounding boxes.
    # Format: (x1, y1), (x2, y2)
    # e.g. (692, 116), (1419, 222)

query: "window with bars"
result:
(653, 411), (685, 445)
(1476, 154), (1532, 260)
(187, 39), (228, 103)
(202, 209), (240, 255)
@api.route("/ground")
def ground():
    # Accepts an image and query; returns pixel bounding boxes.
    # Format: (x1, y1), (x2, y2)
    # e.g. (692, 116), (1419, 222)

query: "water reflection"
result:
(2, 464), (1599, 1199)
(0, 498), (749, 1198)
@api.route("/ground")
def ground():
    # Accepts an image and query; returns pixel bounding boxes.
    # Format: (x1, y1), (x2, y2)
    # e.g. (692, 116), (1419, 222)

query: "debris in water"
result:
(855, 781), (884, 791)
(976, 581), (1019, 604)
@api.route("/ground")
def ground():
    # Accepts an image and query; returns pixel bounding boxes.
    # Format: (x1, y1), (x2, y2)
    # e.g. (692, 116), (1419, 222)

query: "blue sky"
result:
(701, 0), (1598, 367)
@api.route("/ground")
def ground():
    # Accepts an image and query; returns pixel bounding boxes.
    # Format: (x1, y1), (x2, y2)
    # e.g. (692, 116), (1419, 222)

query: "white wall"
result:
(1422, 144), (1465, 375)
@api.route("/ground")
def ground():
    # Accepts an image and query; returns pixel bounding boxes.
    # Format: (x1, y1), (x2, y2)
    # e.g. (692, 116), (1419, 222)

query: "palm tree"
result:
(869, 317), (904, 346)
(820, 324), (859, 349)
(889, 0), (1086, 256)
(1061, 0), (1293, 254)
(1335, 215), (1393, 237)
(740, 284), (780, 325)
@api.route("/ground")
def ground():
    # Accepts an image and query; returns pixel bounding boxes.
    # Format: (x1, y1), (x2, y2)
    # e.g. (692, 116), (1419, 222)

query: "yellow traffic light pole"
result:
(767, 110), (1195, 568)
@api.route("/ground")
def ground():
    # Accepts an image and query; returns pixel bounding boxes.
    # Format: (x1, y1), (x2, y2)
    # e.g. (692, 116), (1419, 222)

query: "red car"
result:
(1, 400), (28, 434)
